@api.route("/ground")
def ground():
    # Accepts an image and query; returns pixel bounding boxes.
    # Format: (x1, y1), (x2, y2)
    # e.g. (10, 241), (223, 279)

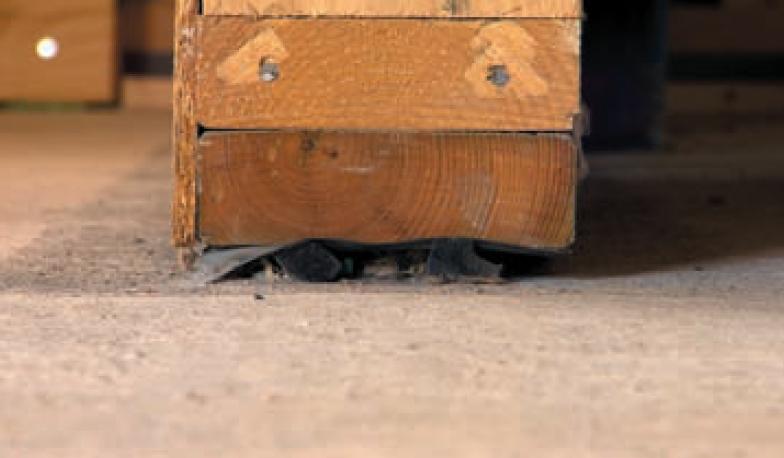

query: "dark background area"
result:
(582, 0), (669, 149)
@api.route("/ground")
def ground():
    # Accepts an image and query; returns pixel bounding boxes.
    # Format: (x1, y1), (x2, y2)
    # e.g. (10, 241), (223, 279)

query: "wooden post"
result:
(172, 0), (199, 267)
(173, 0), (583, 273)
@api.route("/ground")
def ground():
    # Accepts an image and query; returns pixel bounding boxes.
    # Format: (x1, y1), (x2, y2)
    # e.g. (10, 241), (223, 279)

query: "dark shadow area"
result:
(582, 0), (668, 150)
(549, 176), (784, 277)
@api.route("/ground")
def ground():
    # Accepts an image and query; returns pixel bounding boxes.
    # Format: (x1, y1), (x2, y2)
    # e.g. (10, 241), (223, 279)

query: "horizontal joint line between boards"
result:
(196, 127), (577, 137)
(192, 14), (584, 20)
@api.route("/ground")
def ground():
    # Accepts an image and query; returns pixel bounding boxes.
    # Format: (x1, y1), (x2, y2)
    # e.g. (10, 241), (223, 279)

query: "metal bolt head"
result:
(260, 59), (279, 82)
(36, 37), (59, 60)
(487, 65), (510, 87)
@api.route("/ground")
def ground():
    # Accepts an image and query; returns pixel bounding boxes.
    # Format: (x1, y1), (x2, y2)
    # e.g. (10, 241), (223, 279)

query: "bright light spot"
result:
(36, 37), (59, 60)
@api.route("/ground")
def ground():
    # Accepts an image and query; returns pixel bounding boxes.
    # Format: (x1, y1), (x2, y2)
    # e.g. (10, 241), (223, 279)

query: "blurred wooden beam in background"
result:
(670, 0), (784, 54)
(0, 0), (117, 103)
(120, 0), (174, 75)
(668, 83), (784, 117)
(122, 76), (172, 110)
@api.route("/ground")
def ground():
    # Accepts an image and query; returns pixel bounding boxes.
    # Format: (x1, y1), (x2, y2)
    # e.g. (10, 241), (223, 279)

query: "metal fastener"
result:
(487, 65), (510, 87)
(260, 59), (280, 82)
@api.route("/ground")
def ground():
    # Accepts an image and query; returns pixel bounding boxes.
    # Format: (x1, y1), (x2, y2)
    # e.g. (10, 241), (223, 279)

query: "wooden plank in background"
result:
(202, 0), (582, 18)
(0, 0), (116, 102)
(196, 18), (580, 131)
(670, 0), (784, 54)
(199, 132), (577, 250)
(667, 83), (784, 116)
(122, 76), (173, 110)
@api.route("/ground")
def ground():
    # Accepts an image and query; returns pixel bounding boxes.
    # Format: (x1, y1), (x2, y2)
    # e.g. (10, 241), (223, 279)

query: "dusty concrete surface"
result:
(0, 111), (171, 259)
(1, 111), (784, 456)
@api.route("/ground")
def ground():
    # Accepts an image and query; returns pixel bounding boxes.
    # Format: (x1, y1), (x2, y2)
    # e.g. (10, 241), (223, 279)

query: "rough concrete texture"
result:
(1, 111), (784, 456)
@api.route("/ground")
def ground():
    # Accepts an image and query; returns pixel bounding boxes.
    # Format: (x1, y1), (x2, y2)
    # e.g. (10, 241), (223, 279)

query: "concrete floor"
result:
(1, 110), (784, 456)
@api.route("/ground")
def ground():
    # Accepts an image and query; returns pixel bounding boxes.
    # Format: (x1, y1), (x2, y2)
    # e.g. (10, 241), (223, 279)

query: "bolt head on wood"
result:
(487, 65), (510, 87)
(259, 59), (279, 82)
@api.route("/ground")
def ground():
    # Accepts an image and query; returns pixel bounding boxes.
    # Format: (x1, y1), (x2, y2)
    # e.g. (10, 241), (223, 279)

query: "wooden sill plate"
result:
(198, 131), (577, 250)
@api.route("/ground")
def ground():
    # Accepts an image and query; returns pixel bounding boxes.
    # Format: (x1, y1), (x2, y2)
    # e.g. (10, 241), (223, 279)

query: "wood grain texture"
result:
(203, 0), (582, 18)
(172, 0), (199, 255)
(199, 132), (577, 250)
(0, 0), (116, 102)
(195, 18), (580, 131)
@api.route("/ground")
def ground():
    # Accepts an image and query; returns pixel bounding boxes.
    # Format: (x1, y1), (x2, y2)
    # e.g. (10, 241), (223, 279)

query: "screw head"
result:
(260, 59), (279, 82)
(487, 65), (510, 87)
(35, 37), (59, 61)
